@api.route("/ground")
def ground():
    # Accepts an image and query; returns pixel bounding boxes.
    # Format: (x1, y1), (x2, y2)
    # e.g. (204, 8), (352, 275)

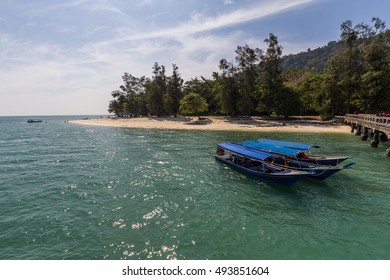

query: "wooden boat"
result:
(239, 141), (354, 180)
(243, 138), (349, 166)
(215, 142), (311, 186)
(27, 119), (42, 123)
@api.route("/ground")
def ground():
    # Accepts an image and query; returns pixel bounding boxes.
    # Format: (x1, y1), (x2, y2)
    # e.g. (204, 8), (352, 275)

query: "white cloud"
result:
(223, 0), (234, 5)
(26, 0), (90, 17)
(0, 0), (317, 116)
(97, 0), (314, 43)
(91, 2), (118, 13)
(138, 0), (155, 7)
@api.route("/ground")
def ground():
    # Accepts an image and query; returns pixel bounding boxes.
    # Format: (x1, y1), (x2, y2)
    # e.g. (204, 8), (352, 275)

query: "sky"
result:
(1, 0), (390, 116)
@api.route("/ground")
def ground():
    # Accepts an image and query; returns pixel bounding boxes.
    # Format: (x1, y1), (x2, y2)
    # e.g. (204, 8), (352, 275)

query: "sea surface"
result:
(1, 115), (389, 260)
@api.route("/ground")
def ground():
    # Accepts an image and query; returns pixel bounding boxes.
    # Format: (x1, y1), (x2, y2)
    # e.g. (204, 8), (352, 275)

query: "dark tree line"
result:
(109, 18), (390, 119)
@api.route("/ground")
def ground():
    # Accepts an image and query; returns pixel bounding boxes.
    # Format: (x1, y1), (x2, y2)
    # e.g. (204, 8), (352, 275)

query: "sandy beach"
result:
(70, 116), (351, 133)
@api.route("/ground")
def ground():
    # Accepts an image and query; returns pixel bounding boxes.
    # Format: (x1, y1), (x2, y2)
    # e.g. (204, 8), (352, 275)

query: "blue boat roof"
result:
(241, 140), (302, 157)
(257, 138), (319, 150)
(218, 142), (274, 161)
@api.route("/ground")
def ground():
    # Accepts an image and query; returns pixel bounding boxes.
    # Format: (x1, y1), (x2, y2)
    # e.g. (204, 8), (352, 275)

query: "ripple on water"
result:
(1, 118), (390, 259)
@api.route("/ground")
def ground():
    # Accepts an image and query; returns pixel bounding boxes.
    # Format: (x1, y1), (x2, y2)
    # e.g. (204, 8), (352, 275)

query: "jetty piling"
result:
(371, 131), (380, 147)
(344, 114), (390, 151)
(380, 133), (388, 142)
(361, 127), (368, 141)
(350, 123), (356, 133)
(355, 125), (362, 136)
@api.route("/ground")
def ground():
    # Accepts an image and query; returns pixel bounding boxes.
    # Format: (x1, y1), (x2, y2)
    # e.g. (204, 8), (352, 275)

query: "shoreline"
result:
(70, 116), (351, 134)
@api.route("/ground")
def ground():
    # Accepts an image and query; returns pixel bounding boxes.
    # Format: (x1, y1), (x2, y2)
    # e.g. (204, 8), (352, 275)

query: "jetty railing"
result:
(344, 114), (390, 135)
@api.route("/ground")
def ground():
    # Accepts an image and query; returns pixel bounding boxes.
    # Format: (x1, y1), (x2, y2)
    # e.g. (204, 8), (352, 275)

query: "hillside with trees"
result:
(281, 29), (390, 73)
(281, 40), (343, 73)
(108, 17), (390, 120)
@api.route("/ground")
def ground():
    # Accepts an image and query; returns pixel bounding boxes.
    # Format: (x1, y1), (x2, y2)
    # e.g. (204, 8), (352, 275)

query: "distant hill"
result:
(281, 40), (343, 73)
(281, 30), (390, 73)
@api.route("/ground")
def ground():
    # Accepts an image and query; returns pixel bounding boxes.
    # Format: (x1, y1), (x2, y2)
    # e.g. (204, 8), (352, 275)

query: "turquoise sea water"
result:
(1, 116), (389, 260)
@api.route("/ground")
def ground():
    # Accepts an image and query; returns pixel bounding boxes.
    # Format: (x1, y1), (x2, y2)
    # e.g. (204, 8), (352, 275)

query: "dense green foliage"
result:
(108, 18), (390, 119)
(179, 92), (208, 118)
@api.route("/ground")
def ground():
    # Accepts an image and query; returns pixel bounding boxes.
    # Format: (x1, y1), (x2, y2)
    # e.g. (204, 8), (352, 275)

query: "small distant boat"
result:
(215, 142), (311, 186)
(243, 138), (349, 166)
(27, 119), (42, 123)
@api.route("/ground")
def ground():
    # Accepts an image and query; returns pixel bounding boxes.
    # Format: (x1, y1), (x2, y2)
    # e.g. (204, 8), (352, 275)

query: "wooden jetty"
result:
(344, 114), (390, 149)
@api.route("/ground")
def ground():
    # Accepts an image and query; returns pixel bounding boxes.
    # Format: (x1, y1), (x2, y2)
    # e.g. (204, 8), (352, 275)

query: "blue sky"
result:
(1, 0), (389, 116)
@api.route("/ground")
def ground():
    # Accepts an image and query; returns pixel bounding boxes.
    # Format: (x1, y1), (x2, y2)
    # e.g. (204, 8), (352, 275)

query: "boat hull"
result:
(215, 155), (307, 186)
(268, 158), (349, 180)
(297, 157), (348, 166)
(296, 166), (342, 180)
(27, 119), (42, 123)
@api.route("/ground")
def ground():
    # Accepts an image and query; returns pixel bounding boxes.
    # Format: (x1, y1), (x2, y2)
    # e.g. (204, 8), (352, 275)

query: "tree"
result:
(320, 61), (346, 119)
(121, 73), (146, 116)
(338, 20), (366, 113)
(235, 44), (261, 115)
(145, 62), (166, 116)
(320, 51), (356, 118)
(179, 92), (208, 119)
(107, 18), (390, 118)
(164, 64), (183, 117)
(284, 70), (322, 115)
(216, 59), (239, 117)
(183, 77), (218, 114)
(108, 72), (146, 116)
(108, 90), (127, 116)
(322, 17), (390, 116)
(257, 33), (285, 115)
(108, 99), (123, 116)
(273, 87), (301, 117)
(321, 20), (365, 117)
(360, 18), (390, 113)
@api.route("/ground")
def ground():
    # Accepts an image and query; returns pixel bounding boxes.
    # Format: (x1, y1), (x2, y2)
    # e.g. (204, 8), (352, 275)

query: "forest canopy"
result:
(108, 17), (390, 119)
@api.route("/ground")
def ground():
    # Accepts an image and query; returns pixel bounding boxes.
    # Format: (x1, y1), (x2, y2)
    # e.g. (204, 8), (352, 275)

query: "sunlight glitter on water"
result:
(1, 116), (390, 260)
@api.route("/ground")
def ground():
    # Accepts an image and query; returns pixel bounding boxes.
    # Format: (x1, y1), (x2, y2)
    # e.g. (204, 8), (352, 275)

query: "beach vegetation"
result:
(164, 64), (184, 117)
(179, 92), (208, 119)
(234, 44), (260, 115)
(108, 73), (148, 117)
(256, 33), (294, 117)
(145, 62), (166, 117)
(108, 99), (123, 116)
(183, 77), (219, 114)
(108, 17), (390, 119)
(320, 17), (390, 117)
(215, 58), (240, 117)
(360, 18), (390, 113)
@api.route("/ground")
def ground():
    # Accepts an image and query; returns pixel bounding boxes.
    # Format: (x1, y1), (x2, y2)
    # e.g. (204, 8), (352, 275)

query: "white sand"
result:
(70, 116), (351, 134)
